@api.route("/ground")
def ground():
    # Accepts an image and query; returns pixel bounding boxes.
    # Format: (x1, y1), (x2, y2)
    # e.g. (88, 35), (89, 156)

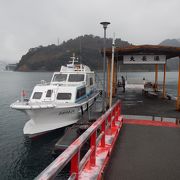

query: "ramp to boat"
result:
(104, 123), (180, 180)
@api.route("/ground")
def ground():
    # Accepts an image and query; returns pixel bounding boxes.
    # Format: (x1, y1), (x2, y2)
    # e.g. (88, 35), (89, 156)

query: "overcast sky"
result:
(0, 0), (180, 63)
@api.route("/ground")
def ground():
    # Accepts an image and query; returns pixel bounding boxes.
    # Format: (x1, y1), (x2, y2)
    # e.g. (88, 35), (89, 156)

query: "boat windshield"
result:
(68, 74), (84, 82)
(53, 74), (67, 82)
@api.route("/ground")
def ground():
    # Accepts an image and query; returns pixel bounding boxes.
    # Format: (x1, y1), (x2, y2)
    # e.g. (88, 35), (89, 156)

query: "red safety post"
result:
(113, 107), (116, 123)
(71, 150), (80, 180)
(119, 102), (121, 117)
(101, 119), (106, 147)
(115, 104), (119, 122)
(108, 113), (112, 129)
(116, 103), (122, 124)
(90, 131), (96, 166)
(112, 108), (116, 128)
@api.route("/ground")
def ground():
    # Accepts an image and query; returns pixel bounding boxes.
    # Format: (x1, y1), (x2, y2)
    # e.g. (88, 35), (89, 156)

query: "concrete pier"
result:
(103, 87), (180, 180)
(118, 87), (180, 119)
(104, 123), (180, 180)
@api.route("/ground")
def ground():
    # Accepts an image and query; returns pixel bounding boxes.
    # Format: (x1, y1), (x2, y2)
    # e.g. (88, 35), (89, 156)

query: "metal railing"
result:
(35, 100), (121, 180)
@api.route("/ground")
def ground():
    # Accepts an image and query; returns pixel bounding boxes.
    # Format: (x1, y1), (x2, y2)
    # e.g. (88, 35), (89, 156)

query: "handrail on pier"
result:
(35, 100), (121, 180)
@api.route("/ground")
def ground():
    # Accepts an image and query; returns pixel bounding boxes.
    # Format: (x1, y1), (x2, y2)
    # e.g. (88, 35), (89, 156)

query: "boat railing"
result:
(34, 100), (121, 180)
(36, 80), (51, 86)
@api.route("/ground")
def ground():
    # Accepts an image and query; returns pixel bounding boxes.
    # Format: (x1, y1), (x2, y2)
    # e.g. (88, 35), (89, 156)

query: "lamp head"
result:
(100, 22), (110, 29)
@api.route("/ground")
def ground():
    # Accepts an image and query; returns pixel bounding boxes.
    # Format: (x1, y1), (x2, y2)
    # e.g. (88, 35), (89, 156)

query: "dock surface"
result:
(118, 88), (180, 119)
(104, 123), (180, 180)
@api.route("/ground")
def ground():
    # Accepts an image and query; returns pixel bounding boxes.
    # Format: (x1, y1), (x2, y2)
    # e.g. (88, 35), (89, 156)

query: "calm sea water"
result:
(0, 71), (178, 180)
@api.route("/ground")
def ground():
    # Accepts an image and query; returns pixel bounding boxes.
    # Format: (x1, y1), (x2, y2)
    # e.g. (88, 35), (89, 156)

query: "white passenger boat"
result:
(11, 55), (100, 138)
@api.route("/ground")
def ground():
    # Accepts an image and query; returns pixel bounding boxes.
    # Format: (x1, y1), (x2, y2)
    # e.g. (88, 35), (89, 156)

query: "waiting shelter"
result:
(105, 45), (180, 110)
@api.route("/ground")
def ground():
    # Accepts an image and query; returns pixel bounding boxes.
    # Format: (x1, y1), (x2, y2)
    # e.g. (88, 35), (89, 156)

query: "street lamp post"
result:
(100, 21), (110, 112)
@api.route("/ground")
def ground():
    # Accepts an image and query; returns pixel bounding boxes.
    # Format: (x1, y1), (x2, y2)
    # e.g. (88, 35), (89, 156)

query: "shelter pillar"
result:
(107, 58), (117, 98)
(154, 64), (158, 91)
(176, 57), (180, 110)
(162, 64), (166, 98)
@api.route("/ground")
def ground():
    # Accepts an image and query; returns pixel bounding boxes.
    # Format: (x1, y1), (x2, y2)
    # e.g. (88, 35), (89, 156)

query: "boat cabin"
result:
(29, 84), (87, 104)
(29, 64), (96, 104)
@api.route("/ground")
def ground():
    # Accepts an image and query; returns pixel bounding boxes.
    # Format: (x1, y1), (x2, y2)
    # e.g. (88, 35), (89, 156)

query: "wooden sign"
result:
(123, 55), (166, 64)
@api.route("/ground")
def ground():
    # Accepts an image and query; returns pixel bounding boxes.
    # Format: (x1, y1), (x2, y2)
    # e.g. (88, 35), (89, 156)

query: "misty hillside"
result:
(159, 38), (180, 71)
(16, 35), (130, 71)
(0, 61), (7, 71)
(159, 39), (180, 47)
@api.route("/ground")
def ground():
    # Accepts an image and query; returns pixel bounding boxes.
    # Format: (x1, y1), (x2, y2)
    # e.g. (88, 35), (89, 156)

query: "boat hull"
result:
(11, 91), (99, 138)
(23, 106), (81, 137)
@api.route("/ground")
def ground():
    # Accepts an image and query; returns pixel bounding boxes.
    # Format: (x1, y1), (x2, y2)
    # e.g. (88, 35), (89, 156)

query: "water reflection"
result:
(16, 128), (66, 179)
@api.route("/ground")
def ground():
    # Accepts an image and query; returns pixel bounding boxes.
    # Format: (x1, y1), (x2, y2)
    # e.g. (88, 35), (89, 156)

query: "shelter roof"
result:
(106, 45), (180, 59)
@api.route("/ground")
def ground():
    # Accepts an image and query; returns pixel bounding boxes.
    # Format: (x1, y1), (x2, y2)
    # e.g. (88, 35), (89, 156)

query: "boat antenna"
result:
(70, 53), (78, 65)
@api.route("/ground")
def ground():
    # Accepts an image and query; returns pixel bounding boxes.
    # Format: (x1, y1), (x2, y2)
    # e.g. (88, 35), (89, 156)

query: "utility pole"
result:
(110, 34), (115, 107)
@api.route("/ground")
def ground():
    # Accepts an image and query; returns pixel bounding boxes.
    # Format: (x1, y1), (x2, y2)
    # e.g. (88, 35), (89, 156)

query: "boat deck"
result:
(104, 123), (180, 180)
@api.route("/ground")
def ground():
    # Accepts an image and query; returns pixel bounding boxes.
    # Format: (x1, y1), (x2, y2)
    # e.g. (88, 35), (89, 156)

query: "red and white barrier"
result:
(35, 100), (122, 180)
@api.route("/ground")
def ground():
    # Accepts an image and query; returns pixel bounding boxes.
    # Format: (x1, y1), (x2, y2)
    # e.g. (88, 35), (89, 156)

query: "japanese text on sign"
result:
(123, 55), (166, 64)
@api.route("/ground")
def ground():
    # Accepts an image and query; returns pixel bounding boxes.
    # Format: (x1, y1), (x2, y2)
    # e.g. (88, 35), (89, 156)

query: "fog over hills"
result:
(160, 39), (180, 47)
(159, 38), (180, 71)
(15, 35), (180, 72)
(0, 61), (7, 71)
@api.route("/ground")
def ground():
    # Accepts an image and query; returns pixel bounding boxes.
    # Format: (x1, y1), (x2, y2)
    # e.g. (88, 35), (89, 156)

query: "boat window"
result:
(57, 93), (71, 100)
(53, 74), (67, 82)
(46, 90), (53, 98)
(32, 92), (42, 99)
(68, 74), (84, 82)
(76, 87), (86, 99)
(90, 77), (93, 85)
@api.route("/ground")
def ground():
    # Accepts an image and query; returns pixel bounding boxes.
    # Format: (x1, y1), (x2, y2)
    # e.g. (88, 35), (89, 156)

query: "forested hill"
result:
(16, 35), (130, 71)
